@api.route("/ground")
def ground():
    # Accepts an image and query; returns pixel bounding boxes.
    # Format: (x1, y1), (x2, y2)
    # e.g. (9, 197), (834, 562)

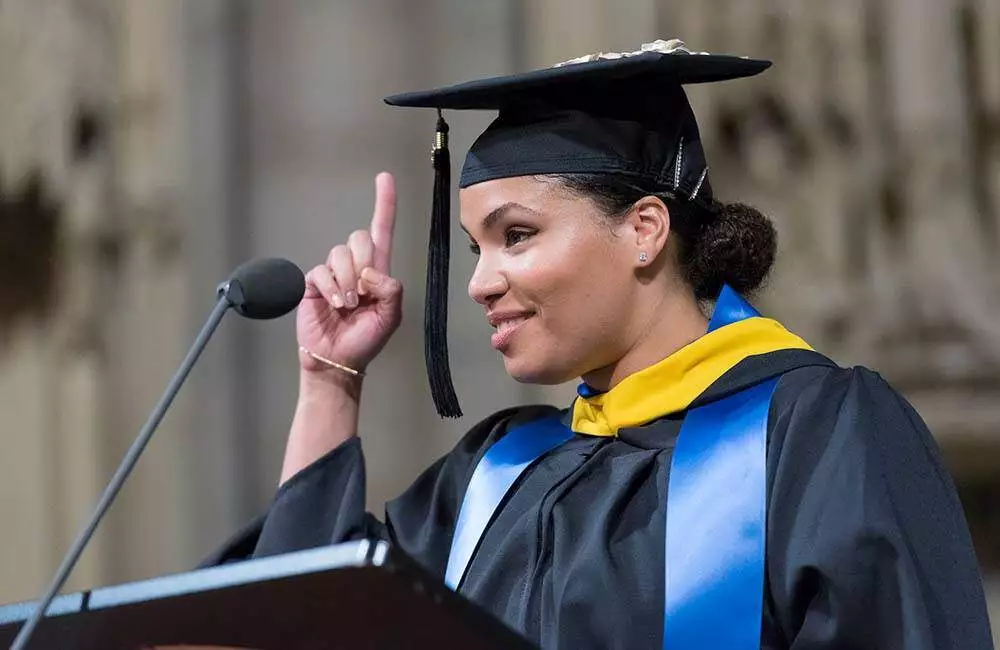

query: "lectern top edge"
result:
(0, 540), (380, 625)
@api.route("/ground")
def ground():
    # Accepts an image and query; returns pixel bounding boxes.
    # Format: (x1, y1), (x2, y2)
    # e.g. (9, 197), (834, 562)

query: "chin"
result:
(502, 353), (576, 385)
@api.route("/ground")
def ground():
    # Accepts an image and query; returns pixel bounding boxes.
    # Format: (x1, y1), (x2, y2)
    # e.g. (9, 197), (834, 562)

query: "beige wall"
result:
(1, 1), (998, 642)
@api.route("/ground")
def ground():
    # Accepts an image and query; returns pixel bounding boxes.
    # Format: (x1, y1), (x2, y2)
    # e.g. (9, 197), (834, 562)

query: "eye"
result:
(504, 227), (535, 248)
(468, 240), (481, 256)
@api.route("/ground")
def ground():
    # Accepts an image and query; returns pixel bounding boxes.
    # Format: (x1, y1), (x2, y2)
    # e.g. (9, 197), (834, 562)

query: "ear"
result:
(622, 195), (670, 266)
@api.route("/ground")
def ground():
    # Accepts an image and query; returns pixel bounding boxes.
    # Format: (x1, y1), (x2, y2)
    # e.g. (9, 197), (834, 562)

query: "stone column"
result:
(95, 0), (207, 583)
(0, 0), (120, 597)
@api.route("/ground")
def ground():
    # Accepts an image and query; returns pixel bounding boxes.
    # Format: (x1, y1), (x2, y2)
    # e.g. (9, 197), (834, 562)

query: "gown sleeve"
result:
(197, 437), (384, 565)
(200, 405), (552, 576)
(763, 365), (994, 650)
(253, 437), (385, 557)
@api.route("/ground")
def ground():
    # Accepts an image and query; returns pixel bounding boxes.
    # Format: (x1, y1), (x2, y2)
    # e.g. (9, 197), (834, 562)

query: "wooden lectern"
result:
(0, 540), (536, 649)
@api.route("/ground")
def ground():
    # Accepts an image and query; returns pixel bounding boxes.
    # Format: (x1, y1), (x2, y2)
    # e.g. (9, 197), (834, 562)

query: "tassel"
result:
(425, 110), (463, 418)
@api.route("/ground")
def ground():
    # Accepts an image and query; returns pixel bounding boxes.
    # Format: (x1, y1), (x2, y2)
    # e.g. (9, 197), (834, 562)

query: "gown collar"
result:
(570, 287), (813, 437)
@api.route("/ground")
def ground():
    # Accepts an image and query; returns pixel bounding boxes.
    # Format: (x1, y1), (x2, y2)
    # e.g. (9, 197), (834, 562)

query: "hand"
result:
(297, 172), (403, 377)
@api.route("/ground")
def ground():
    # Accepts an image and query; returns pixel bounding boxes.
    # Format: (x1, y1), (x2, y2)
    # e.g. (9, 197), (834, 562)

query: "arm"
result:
(202, 173), (401, 564)
(764, 366), (993, 650)
(255, 437), (381, 558)
(280, 171), (400, 482)
(280, 368), (362, 486)
(254, 171), (402, 555)
(201, 372), (378, 562)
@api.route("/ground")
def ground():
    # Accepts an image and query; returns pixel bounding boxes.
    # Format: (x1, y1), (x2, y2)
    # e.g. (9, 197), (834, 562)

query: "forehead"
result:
(458, 176), (570, 229)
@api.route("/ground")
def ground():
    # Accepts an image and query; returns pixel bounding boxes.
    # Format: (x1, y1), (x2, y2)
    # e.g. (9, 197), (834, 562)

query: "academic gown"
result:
(206, 346), (993, 649)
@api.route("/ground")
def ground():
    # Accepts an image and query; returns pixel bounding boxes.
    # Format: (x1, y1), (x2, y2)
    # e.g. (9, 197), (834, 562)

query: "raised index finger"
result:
(370, 172), (397, 275)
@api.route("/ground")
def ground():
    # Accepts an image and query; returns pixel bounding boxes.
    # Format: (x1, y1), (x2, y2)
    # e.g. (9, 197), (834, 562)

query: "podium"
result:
(0, 540), (536, 649)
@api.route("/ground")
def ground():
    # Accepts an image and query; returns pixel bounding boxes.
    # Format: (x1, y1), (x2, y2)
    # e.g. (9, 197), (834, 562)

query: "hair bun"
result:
(684, 201), (777, 301)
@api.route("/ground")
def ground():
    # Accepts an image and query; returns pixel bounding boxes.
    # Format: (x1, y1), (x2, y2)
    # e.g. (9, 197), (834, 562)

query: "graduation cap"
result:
(384, 39), (771, 418)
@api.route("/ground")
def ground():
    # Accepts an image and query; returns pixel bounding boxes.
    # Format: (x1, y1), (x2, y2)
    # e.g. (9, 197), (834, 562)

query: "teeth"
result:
(496, 317), (528, 332)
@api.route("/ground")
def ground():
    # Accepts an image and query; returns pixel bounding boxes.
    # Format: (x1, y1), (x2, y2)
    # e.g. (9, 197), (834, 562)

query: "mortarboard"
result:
(384, 39), (771, 418)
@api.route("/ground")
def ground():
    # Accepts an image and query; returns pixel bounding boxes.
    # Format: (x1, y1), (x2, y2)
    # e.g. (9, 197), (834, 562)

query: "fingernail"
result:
(331, 293), (345, 309)
(356, 279), (368, 296)
(345, 290), (358, 308)
(361, 267), (383, 286)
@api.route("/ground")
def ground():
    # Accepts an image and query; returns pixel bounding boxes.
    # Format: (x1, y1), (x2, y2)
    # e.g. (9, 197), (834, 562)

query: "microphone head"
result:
(221, 257), (305, 319)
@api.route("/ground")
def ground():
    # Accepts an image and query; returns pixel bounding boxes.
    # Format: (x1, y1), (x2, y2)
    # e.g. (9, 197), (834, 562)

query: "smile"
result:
(488, 312), (534, 350)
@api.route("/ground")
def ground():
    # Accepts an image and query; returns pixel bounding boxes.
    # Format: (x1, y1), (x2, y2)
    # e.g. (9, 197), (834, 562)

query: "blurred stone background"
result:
(0, 0), (997, 641)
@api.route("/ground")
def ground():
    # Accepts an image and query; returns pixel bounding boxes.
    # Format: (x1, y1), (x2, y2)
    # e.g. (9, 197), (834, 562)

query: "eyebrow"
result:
(461, 202), (539, 235)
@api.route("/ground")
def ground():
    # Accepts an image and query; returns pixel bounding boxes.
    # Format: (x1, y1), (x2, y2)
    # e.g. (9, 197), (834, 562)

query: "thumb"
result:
(360, 267), (402, 303)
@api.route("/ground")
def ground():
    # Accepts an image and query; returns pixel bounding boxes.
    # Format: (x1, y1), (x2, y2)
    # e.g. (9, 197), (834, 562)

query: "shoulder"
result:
(767, 362), (949, 490)
(385, 403), (564, 538)
(449, 403), (567, 462)
(399, 403), (565, 490)
(770, 362), (923, 434)
(764, 364), (991, 648)
(388, 403), (565, 509)
(773, 361), (889, 398)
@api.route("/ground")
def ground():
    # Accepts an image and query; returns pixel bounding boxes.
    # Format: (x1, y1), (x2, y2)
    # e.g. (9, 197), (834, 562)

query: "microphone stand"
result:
(10, 294), (234, 650)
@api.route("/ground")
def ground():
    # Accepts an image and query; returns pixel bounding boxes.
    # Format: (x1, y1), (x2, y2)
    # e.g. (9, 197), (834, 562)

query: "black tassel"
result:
(425, 110), (463, 418)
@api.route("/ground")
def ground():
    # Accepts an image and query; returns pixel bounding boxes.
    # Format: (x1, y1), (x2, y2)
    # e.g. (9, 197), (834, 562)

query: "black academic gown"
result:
(207, 349), (994, 649)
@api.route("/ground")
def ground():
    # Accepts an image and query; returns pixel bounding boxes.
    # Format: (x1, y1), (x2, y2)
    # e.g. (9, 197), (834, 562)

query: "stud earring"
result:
(638, 251), (649, 263)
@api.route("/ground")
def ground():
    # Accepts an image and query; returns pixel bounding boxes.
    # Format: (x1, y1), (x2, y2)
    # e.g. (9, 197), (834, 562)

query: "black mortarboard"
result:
(384, 40), (771, 418)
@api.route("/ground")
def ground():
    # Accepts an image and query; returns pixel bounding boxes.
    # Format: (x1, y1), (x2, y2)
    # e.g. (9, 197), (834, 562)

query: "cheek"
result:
(511, 230), (632, 334)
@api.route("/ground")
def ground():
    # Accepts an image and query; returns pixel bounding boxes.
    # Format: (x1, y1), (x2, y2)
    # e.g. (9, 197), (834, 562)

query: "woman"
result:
(211, 42), (993, 649)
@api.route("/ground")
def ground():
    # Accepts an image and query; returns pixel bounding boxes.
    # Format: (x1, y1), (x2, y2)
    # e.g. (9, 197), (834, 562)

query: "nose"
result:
(468, 254), (507, 306)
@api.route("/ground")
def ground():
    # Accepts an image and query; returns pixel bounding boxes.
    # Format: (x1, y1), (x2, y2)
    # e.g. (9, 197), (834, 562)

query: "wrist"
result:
(299, 345), (367, 379)
(299, 367), (363, 404)
(283, 367), (362, 485)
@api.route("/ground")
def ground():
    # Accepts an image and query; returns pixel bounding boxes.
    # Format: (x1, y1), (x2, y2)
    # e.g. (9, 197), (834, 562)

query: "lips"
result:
(488, 311), (535, 350)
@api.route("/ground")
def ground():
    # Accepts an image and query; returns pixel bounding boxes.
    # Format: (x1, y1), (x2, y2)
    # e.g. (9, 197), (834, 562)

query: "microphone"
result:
(223, 257), (305, 320)
(10, 258), (305, 650)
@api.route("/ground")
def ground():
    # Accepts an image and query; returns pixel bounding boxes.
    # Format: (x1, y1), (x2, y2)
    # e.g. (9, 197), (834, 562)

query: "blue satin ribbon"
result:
(709, 284), (760, 333)
(663, 376), (775, 649)
(445, 415), (574, 589)
(446, 286), (775, 650)
(663, 285), (770, 649)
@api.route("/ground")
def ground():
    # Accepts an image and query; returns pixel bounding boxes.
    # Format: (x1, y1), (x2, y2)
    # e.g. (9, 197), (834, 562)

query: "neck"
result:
(581, 287), (709, 392)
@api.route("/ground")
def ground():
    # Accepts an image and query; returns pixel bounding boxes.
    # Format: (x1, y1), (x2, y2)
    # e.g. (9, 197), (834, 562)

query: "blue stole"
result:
(444, 415), (573, 589)
(445, 286), (774, 649)
(663, 285), (774, 648)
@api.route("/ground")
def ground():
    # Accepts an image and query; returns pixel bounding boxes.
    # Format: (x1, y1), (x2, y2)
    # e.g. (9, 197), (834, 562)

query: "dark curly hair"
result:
(545, 174), (776, 301)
